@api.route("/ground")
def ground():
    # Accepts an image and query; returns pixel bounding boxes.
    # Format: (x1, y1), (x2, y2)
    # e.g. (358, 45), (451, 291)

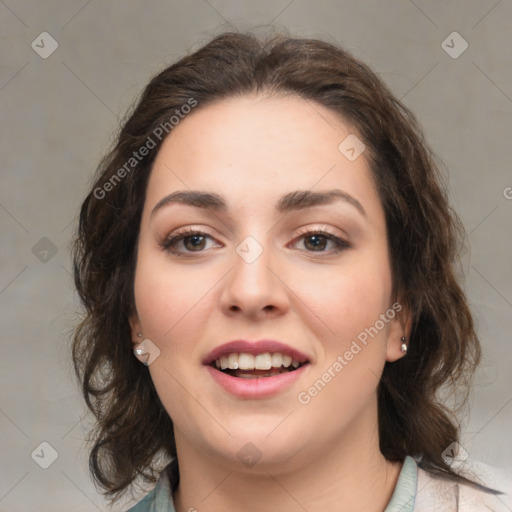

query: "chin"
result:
(203, 418), (310, 469)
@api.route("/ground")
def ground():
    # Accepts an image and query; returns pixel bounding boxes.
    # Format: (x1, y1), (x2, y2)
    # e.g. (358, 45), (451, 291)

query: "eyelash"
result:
(160, 227), (350, 256)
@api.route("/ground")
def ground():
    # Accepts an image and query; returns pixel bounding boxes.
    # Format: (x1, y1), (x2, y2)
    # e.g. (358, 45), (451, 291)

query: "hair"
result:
(72, 30), (483, 501)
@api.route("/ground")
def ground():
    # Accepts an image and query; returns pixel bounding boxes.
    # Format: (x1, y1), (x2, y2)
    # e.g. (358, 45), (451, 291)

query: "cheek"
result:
(133, 249), (217, 343)
(133, 253), (216, 420)
(296, 263), (393, 418)
(343, 272), (392, 338)
(296, 253), (393, 345)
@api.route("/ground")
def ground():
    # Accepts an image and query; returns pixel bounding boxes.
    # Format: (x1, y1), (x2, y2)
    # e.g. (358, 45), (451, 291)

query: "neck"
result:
(173, 401), (402, 512)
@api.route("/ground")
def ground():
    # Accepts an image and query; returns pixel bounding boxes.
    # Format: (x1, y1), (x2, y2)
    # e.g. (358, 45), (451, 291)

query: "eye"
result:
(292, 229), (350, 253)
(160, 229), (220, 255)
(160, 227), (350, 256)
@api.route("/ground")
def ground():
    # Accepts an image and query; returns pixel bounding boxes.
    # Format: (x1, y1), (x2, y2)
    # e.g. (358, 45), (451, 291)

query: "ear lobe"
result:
(386, 338), (407, 362)
(128, 312), (142, 347)
(385, 298), (413, 363)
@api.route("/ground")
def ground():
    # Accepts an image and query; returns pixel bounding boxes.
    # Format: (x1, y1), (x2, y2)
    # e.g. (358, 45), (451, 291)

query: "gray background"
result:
(1, 1), (511, 510)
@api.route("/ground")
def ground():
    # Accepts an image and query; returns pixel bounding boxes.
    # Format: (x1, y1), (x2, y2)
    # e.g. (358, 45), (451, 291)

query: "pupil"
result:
(305, 235), (326, 251)
(186, 235), (205, 251)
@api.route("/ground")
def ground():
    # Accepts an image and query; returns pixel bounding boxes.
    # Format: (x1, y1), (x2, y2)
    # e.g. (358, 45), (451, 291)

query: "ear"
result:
(385, 297), (413, 363)
(128, 311), (143, 348)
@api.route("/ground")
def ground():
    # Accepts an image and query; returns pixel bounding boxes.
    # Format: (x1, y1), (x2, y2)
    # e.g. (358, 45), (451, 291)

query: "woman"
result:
(72, 31), (509, 511)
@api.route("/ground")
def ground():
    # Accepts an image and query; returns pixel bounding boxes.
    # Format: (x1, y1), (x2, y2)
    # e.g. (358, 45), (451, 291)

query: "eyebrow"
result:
(150, 189), (367, 218)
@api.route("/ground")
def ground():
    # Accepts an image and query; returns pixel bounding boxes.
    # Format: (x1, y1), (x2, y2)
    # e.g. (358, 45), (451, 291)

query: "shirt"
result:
(126, 455), (510, 511)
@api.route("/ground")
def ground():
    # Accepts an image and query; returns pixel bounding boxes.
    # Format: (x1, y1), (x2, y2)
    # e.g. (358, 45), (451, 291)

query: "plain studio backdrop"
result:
(0, 1), (511, 511)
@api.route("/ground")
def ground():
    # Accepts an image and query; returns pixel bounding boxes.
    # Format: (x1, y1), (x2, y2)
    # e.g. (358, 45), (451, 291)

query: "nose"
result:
(220, 236), (290, 321)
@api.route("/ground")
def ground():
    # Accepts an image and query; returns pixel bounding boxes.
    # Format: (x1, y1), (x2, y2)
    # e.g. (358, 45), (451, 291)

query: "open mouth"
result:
(211, 352), (308, 379)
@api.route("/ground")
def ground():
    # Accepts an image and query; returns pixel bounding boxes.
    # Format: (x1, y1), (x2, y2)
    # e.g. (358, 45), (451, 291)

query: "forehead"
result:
(145, 94), (381, 219)
(156, 94), (352, 173)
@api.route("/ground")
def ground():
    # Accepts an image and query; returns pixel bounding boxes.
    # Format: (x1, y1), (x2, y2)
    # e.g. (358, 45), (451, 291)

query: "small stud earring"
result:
(400, 336), (408, 353)
(137, 333), (142, 338)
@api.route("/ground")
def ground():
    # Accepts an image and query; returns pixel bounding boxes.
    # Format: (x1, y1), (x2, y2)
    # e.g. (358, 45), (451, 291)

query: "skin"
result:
(130, 94), (412, 512)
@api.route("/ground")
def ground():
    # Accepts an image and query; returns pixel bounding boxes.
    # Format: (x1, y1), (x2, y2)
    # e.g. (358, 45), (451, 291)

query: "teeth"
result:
(271, 353), (283, 367)
(238, 353), (255, 370)
(228, 353), (239, 369)
(282, 355), (292, 368)
(214, 352), (303, 371)
(254, 353), (272, 370)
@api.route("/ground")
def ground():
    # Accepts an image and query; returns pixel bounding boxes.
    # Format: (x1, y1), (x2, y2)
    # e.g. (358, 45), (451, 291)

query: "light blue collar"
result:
(384, 455), (417, 511)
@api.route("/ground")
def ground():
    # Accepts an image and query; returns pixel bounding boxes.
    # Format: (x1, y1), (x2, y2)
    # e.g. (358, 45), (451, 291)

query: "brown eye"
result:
(303, 234), (328, 251)
(161, 230), (218, 255)
(294, 230), (350, 253)
(183, 234), (207, 251)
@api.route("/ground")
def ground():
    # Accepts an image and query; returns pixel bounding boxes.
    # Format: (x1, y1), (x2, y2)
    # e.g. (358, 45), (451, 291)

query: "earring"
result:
(400, 336), (408, 353)
(137, 333), (142, 338)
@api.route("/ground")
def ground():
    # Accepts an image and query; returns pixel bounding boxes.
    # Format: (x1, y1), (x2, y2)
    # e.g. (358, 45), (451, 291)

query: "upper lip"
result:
(202, 340), (311, 366)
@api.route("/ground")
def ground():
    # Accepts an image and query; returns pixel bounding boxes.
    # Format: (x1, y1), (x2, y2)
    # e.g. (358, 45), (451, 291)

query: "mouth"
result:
(211, 352), (308, 379)
(202, 339), (311, 389)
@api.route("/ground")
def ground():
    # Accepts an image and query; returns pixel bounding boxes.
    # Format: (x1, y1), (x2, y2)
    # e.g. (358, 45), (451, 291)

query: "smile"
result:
(203, 339), (311, 398)
(213, 352), (304, 379)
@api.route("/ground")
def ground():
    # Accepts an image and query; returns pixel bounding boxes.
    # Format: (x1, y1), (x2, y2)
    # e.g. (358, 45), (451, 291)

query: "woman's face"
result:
(131, 94), (407, 470)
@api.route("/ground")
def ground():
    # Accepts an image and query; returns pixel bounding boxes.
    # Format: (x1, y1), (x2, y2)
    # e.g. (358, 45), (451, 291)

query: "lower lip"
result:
(205, 364), (309, 399)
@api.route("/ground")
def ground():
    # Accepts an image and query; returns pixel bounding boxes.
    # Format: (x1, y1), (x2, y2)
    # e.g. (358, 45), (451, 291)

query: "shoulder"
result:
(414, 458), (511, 512)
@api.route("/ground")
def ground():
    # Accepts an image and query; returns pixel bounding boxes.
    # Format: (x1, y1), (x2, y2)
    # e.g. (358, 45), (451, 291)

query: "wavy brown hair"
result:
(72, 31), (483, 501)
